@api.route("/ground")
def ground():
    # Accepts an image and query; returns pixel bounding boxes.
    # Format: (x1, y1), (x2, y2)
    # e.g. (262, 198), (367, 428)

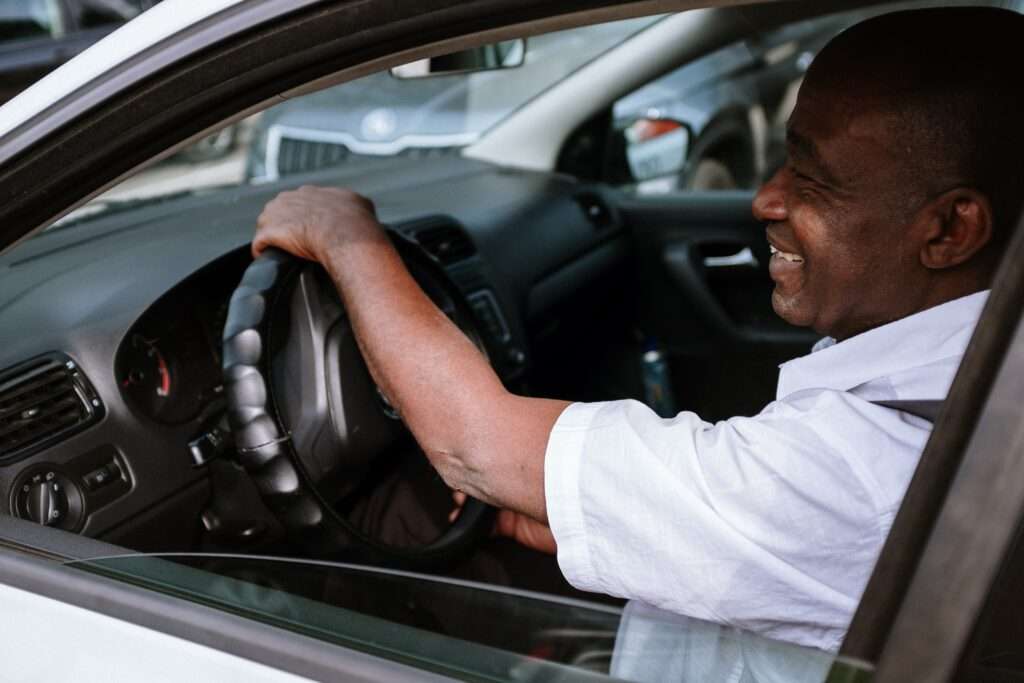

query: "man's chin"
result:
(771, 290), (815, 329)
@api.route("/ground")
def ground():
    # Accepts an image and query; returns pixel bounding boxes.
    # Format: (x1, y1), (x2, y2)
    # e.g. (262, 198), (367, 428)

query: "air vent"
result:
(0, 354), (103, 464)
(413, 223), (477, 266)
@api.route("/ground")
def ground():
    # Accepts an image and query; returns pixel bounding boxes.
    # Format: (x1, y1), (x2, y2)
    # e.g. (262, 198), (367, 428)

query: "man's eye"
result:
(790, 166), (815, 183)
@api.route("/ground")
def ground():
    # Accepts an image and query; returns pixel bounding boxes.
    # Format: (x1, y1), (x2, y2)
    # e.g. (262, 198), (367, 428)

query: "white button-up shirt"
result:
(544, 291), (989, 652)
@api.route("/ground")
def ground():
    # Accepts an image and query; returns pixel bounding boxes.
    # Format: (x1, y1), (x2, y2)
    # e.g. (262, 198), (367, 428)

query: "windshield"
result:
(248, 16), (662, 182)
(51, 15), (661, 227)
(66, 553), (869, 682)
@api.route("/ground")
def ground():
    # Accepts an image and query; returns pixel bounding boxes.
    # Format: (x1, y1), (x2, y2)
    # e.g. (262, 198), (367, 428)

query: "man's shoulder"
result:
(754, 387), (934, 432)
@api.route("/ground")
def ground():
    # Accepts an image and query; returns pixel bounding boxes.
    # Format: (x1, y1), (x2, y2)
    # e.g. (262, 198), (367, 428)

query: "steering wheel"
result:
(221, 232), (493, 566)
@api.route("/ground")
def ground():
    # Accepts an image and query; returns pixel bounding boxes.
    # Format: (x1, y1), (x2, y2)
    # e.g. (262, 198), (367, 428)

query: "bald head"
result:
(806, 7), (1024, 252)
(753, 7), (1024, 339)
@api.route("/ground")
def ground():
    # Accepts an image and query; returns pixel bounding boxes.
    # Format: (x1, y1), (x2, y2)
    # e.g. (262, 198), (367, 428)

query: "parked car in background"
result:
(244, 17), (664, 182)
(0, 0), (242, 162)
(0, 0), (157, 104)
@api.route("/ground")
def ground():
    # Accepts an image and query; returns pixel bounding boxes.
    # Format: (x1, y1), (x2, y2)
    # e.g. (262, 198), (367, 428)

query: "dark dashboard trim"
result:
(0, 352), (105, 467)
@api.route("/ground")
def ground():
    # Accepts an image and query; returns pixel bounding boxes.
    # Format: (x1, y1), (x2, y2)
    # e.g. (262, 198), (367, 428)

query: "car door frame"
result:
(838, 212), (1024, 680)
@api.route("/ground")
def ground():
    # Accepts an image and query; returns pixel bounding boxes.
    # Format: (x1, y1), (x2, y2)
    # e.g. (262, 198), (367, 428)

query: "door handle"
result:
(702, 246), (759, 269)
(664, 243), (816, 346)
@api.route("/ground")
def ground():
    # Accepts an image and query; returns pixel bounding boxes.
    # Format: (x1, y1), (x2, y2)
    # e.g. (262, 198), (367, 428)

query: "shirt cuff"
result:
(544, 400), (610, 594)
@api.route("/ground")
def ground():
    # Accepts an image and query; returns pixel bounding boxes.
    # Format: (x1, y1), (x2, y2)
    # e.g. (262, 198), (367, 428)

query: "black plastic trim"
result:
(0, 352), (105, 466)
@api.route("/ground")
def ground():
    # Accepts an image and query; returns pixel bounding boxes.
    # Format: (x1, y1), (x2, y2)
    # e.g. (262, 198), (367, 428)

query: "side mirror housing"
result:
(620, 117), (691, 183)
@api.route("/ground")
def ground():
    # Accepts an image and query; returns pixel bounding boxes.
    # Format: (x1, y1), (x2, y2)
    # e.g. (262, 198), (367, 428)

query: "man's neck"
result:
(830, 278), (990, 343)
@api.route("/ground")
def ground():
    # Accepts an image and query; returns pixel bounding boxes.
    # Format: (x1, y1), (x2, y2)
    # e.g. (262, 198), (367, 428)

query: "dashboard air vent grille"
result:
(0, 355), (102, 464)
(414, 223), (477, 266)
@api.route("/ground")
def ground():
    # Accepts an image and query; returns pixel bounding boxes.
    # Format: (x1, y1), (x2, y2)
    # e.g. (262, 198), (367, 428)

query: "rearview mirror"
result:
(622, 117), (691, 183)
(391, 40), (526, 78)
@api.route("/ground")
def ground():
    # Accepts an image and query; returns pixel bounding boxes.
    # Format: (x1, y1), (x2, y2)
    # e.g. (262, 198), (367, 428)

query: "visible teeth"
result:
(769, 245), (804, 263)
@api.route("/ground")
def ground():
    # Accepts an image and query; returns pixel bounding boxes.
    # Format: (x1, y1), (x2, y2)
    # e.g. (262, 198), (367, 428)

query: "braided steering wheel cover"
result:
(222, 241), (491, 563)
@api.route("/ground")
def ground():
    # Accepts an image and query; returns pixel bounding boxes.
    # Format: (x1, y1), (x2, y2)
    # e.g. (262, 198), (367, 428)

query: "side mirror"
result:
(391, 40), (526, 78)
(620, 118), (691, 183)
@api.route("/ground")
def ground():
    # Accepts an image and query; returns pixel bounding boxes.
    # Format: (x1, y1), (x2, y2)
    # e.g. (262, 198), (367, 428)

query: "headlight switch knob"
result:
(24, 475), (67, 526)
(12, 467), (85, 531)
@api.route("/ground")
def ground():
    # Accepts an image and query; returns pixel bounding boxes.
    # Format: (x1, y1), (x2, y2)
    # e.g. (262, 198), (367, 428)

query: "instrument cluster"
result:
(114, 251), (247, 425)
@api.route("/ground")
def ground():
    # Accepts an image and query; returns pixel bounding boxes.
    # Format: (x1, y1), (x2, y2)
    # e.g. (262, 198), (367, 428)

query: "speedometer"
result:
(119, 334), (175, 418)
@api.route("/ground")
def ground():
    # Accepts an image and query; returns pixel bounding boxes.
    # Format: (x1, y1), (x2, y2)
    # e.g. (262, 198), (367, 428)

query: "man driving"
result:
(251, 7), (1024, 654)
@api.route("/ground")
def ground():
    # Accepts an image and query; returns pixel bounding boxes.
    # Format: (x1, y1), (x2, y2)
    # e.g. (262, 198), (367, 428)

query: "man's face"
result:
(752, 78), (926, 340)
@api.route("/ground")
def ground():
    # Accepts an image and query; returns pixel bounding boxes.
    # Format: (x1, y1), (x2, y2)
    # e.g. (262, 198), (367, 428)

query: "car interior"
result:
(0, 0), (1020, 678)
(0, 2), (835, 563)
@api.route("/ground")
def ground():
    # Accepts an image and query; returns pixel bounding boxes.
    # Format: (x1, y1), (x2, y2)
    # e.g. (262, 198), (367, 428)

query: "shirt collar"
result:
(776, 290), (990, 400)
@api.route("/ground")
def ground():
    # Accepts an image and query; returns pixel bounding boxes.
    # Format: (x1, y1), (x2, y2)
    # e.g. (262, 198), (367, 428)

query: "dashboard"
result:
(0, 155), (627, 548)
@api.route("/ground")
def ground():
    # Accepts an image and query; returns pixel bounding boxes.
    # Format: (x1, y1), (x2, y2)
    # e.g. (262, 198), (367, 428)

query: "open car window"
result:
(65, 553), (870, 682)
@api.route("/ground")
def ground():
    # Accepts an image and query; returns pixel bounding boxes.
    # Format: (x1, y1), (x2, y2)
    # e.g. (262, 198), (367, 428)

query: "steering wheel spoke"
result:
(273, 265), (404, 488)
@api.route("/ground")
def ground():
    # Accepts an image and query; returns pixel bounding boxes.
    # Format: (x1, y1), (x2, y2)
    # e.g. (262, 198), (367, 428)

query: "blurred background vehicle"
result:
(0, 0), (244, 163)
(0, 0), (158, 103)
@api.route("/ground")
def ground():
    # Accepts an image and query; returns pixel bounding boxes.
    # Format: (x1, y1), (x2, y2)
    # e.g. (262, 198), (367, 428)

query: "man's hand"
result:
(251, 185), (569, 524)
(450, 492), (557, 555)
(253, 186), (387, 262)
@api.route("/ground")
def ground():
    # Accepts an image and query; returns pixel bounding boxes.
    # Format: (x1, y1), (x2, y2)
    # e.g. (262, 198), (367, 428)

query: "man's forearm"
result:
(318, 235), (567, 522)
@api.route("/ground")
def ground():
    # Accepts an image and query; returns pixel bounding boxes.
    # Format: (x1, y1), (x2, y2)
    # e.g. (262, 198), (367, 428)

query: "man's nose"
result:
(752, 168), (787, 222)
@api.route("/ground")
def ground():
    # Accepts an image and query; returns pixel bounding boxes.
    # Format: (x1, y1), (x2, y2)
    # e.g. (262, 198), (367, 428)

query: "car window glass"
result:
(0, 0), (62, 42)
(66, 553), (867, 682)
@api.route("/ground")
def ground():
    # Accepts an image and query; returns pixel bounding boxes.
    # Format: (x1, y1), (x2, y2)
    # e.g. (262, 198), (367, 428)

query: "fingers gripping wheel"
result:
(222, 237), (493, 564)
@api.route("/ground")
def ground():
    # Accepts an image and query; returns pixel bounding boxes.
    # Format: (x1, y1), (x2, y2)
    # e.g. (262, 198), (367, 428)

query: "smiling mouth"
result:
(768, 244), (804, 263)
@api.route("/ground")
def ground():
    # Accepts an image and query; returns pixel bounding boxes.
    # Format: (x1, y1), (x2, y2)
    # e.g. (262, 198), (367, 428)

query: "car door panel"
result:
(617, 190), (817, 419)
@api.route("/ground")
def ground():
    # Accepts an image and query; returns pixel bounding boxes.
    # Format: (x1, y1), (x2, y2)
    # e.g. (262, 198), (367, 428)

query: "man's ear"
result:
(918, 188), (993, 270)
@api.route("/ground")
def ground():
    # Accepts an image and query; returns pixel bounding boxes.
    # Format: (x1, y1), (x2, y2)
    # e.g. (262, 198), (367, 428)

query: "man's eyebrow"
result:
(786, 128), (841, 185)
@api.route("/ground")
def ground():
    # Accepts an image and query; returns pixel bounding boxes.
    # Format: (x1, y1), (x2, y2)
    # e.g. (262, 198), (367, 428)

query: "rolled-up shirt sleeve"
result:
(544, 395), (916, 651)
